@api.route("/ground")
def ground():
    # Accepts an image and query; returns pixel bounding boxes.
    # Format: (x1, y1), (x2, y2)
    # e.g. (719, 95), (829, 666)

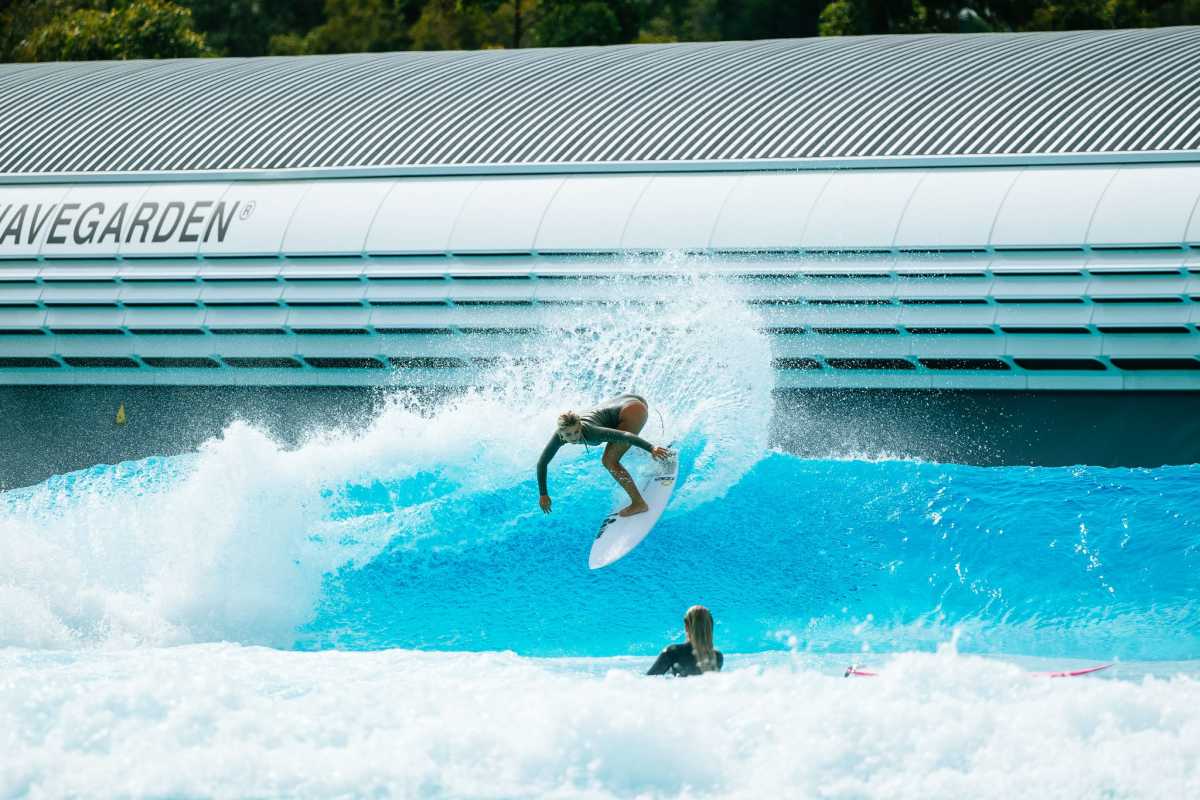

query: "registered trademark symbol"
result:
(239, 201), (256, 220)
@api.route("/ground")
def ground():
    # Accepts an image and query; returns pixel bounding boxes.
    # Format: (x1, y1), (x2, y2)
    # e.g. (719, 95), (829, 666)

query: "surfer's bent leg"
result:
(604, 399), (650, 517)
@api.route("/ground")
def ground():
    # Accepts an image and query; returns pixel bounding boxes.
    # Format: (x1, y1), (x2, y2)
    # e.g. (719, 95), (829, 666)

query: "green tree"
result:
(13, 0), (212, 61)
(635, 15), (679, 42)
(268, 0), (409, 54)
(1, 0), (78, 61)
(817, 0), (985, 34)
(678, 0), (722, 40)
(532, 0), (640, 47)
(533, 0), (618, 46)
(1022, 0), (1155, 28)
(1153, 0), (1200, 23)
(717, 0), (825, 39)
(178, 0), (326, 57)
(1107, 0), (1154, 24)
(8, 0), (1199, 62)
(1027, 0), (1110, 27)
(818, 0), (855, 33)
(408, 0), (493, 49)
(490, 0), (540, 48)
(636, 0), (721, 43)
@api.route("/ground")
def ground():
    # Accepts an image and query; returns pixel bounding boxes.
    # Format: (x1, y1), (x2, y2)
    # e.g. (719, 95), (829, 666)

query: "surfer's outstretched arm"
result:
(536, 434), (563, 513)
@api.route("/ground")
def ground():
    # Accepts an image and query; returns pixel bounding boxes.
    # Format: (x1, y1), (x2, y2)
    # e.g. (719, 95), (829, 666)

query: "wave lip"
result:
(0, 424), (377, 650)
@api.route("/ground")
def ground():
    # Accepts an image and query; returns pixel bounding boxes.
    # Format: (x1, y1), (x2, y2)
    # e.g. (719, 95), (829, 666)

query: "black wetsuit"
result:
(536, 394), (652, 496)
(646, 644), (724, 677)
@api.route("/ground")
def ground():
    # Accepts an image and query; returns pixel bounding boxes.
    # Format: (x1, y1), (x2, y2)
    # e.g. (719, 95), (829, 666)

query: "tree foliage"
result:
(9, 0), (212, 61)
(534, 0), (623, 47)
(269, 0), (409, 54)
(179, 0), (326, 57)
(408, 0), (496, 50)
(2, 0), (1198, 62)
(811, 0), (1193, 32)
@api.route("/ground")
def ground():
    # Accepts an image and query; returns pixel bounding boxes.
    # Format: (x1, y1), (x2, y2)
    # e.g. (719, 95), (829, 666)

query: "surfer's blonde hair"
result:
(556, 411), (581, 430)
(684, 605), (718, 673)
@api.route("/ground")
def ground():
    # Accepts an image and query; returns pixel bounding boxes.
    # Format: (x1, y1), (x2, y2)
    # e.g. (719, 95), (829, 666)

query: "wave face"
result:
(1, 265), (1198, 660)
(298, 455), (1200, 660)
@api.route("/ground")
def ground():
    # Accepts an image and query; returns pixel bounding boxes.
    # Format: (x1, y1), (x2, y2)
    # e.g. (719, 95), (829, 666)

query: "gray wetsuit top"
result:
(537, 394), (652, 496)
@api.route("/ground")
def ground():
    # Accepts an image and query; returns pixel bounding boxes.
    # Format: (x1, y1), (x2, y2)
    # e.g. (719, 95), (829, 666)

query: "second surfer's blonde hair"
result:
(684, 605), (718, 673)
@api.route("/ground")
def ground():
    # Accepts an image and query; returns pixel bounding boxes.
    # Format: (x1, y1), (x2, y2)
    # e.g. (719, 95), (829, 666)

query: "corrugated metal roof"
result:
(1, 28), (1199, 177)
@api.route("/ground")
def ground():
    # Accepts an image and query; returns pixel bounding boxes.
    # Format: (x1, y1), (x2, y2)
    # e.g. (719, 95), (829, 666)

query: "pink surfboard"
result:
(844, 666), (877, 677)
(844, 663), (1112, 678)
(1036, 663), (1112, 678)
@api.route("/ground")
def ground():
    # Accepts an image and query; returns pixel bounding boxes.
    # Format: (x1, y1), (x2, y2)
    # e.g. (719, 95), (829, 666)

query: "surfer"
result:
(647, 605), (723, 677)
(537, 393), (672, 517)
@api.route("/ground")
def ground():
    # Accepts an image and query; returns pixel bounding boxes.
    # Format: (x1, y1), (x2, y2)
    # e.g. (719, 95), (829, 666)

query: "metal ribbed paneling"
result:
(2, 28), (1200, 177)
(2, 250), (1198, 388)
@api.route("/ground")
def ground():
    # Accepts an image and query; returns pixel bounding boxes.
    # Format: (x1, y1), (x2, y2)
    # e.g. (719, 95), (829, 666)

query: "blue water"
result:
(299, 451), (1200, 661)
(1, 274), (1197, 662)
(3, 440), (1197, 661)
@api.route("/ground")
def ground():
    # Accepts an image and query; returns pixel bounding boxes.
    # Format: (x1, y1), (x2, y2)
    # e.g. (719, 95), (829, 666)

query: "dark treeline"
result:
(2, 0), (1198, 61)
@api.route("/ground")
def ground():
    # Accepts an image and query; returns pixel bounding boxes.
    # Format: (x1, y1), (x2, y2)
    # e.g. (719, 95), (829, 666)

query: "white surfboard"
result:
(588, 447), (678, 569)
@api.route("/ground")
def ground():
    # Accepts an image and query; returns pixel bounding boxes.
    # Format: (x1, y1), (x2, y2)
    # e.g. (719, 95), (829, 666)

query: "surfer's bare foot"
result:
(618, 502), (649, 517)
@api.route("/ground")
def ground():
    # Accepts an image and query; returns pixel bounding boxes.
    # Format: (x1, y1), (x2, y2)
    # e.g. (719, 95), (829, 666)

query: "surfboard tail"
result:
(588, 442), (679, 569)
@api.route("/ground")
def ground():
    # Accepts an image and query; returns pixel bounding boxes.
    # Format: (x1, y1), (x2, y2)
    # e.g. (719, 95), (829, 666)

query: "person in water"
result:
(537, 393), (672, 517)
(647, 605), (723, 677)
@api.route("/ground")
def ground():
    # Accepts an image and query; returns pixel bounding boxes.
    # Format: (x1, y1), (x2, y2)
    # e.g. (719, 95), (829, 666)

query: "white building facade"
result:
(1, 28), (1198, 391)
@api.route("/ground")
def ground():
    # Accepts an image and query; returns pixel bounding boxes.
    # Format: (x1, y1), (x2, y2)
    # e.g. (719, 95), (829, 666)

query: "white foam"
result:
(2, 646), (1197, 799)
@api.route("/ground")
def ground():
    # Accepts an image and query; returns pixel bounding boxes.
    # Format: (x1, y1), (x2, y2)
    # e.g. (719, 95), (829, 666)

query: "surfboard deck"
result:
(588, 447), (677, 570)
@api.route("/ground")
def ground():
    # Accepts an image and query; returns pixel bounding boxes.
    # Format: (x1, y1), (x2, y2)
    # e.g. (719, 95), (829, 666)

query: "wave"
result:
(1, 264), (1197, 660)
(300, 452), (1200, 660)
(0, 267), (775, 650)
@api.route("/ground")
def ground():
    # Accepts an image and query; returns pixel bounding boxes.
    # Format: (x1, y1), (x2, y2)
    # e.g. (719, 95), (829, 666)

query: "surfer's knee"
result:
(604, 446), (633, 472)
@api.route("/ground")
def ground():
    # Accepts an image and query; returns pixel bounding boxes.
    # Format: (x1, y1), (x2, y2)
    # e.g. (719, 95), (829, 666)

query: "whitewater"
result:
(2, 265), (1198, 798)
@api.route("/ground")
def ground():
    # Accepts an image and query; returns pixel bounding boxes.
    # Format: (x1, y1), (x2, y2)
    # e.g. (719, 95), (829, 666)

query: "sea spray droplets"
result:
(460, 261), (775, 511)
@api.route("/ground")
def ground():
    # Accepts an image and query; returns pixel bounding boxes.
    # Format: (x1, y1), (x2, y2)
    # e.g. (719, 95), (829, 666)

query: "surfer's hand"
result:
(539, 494), (552, 514)
(651, 446), (672, 461)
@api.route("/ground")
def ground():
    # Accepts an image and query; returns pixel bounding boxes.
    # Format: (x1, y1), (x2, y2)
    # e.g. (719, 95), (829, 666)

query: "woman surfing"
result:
(537, 393), (672, 517)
